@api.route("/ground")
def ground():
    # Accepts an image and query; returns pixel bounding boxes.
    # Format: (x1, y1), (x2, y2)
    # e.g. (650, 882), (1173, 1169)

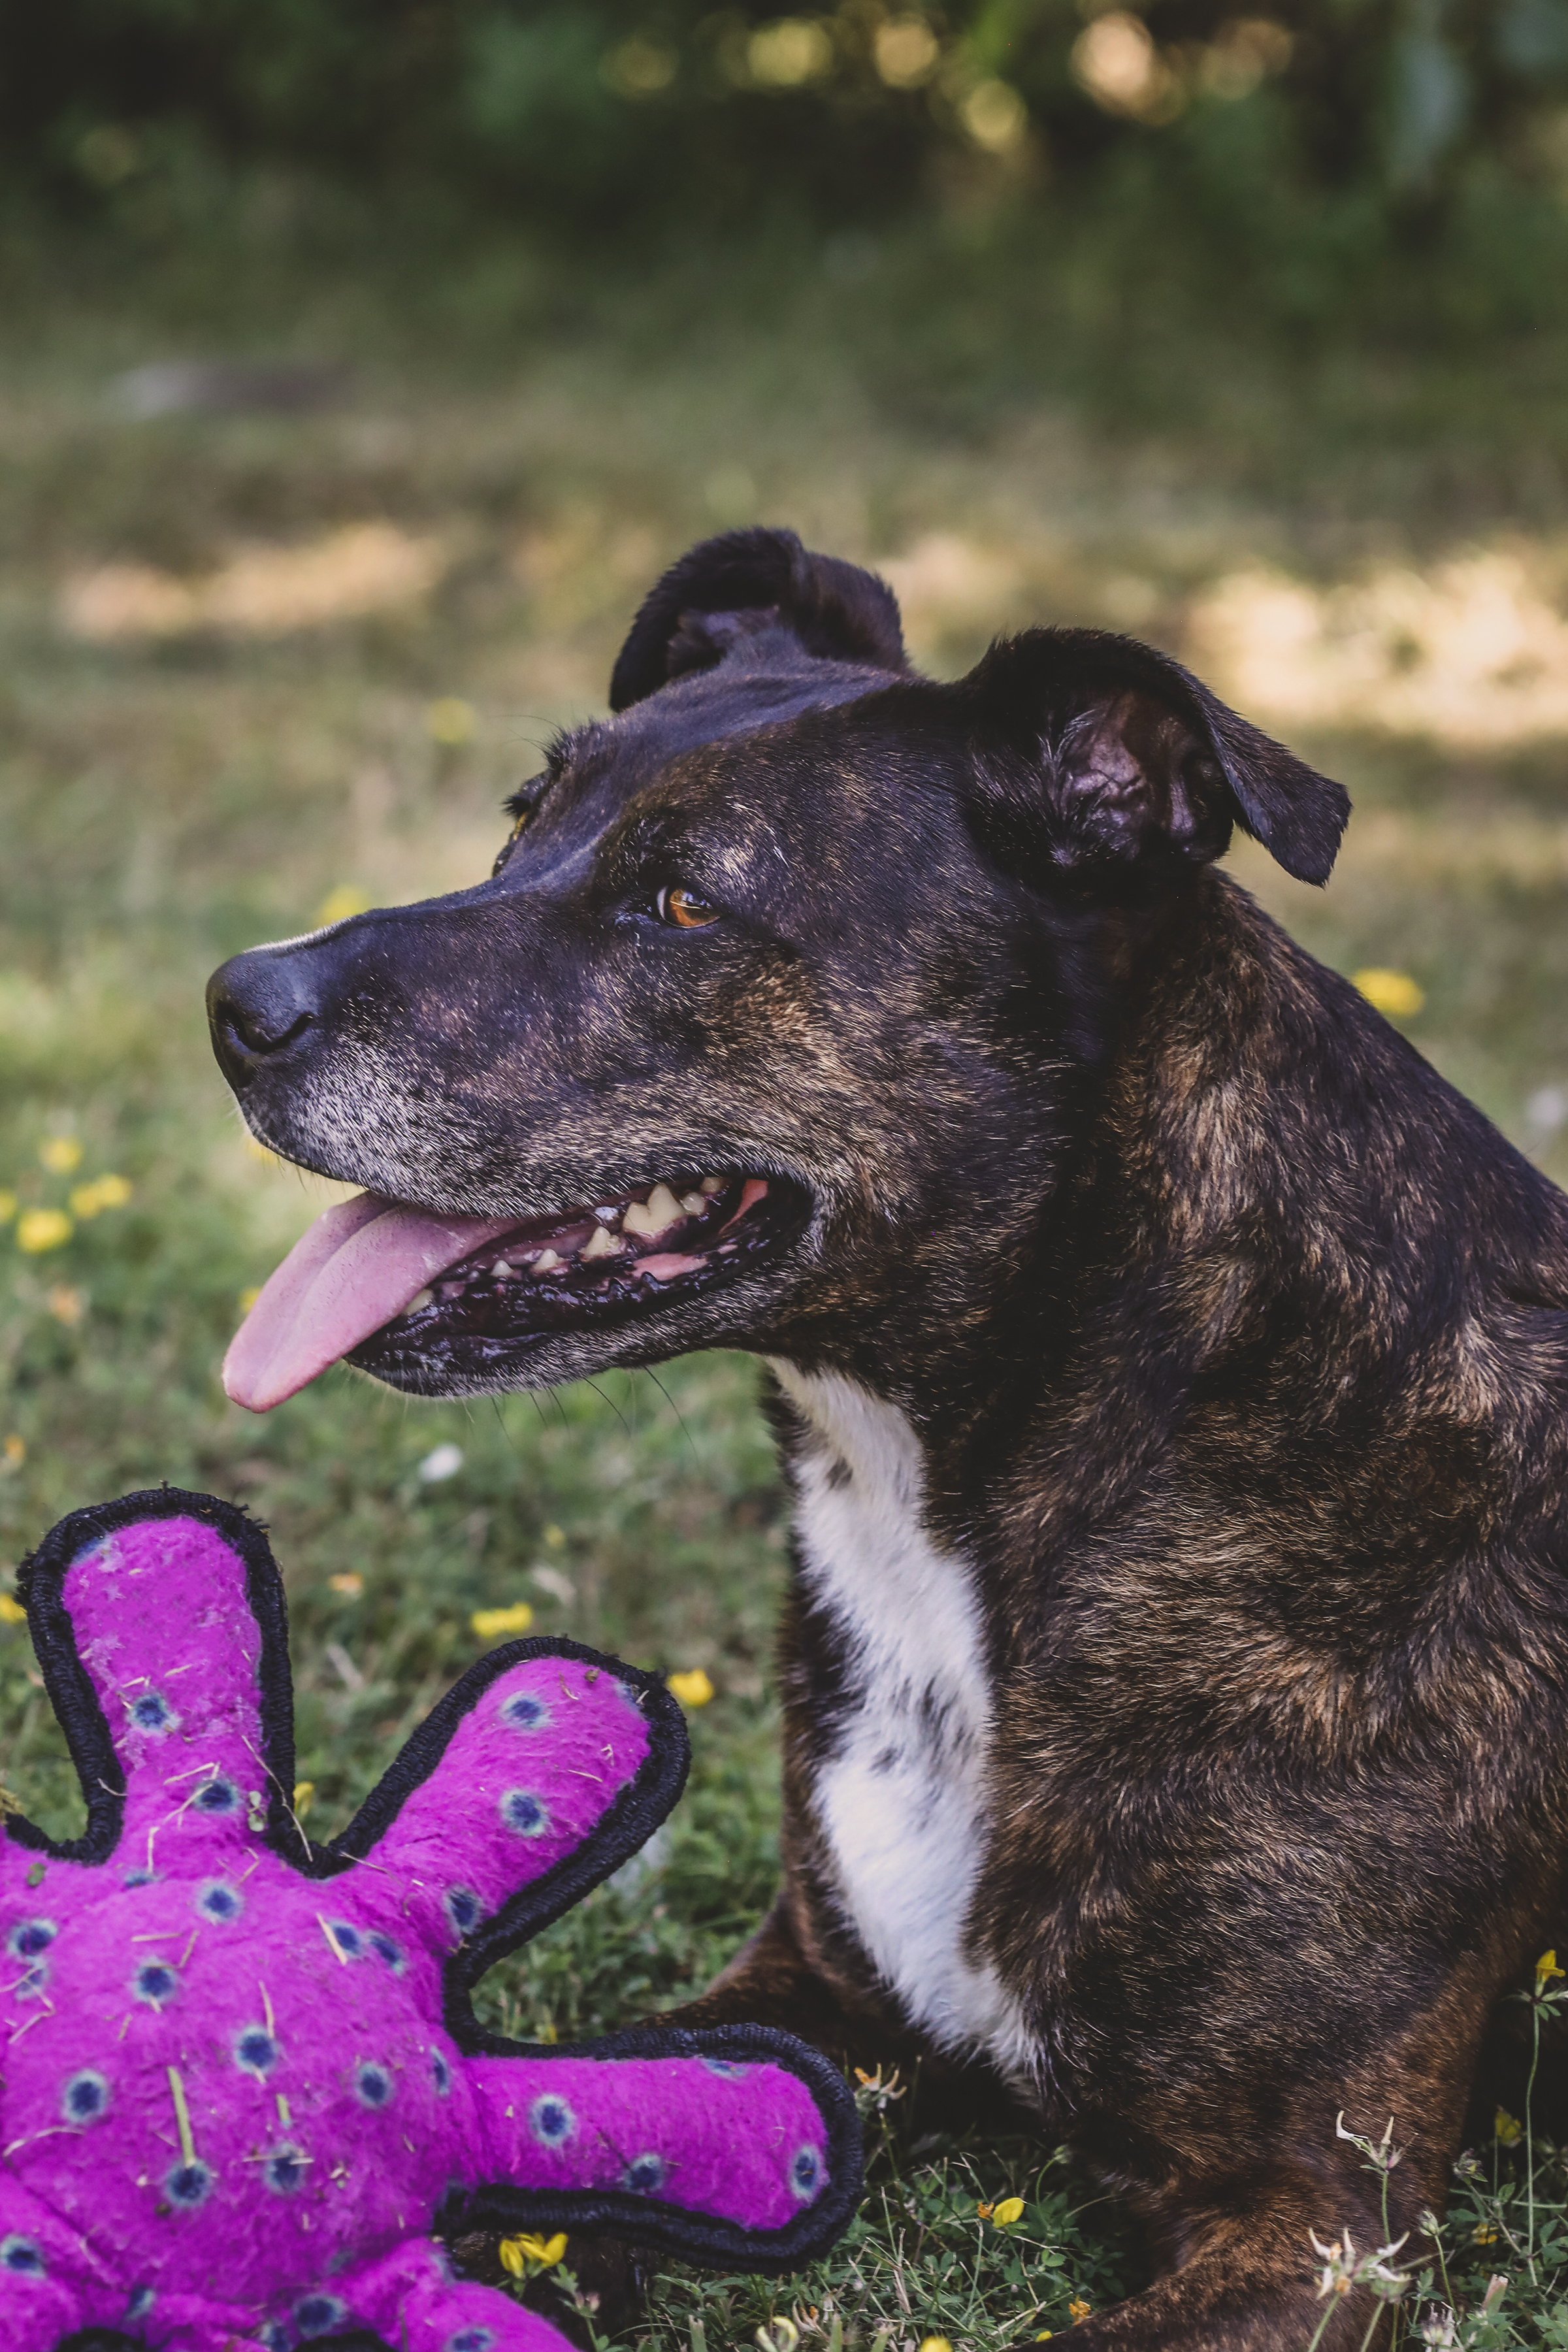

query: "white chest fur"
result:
(769, 1364), (1033, 2083)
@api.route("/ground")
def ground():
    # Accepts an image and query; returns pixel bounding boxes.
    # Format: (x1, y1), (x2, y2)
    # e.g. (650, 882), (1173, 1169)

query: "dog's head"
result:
(208, 528), (1348, 1410)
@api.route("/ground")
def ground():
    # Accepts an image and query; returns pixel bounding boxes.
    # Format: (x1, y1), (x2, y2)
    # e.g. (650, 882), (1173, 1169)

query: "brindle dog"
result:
(207, 530), (1568, 2349)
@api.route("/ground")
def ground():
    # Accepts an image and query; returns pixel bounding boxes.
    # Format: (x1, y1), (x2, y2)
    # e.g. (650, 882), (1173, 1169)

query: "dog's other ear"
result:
(966, 629), (1349, 887)
(609, 527), (908, 711)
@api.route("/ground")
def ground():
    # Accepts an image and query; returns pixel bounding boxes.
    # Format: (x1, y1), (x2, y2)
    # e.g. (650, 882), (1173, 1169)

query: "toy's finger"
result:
(15, 1492), (297, 1869)
(0, 2180), (97, 2350)
(333, 1642), (686, 1972)
(466, 2029), (855, 2249)
(332, 2235), (574, 2352)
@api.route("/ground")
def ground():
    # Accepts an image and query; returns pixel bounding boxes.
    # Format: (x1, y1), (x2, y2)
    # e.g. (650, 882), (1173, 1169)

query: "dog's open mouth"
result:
(223, 1170), (806, 1411)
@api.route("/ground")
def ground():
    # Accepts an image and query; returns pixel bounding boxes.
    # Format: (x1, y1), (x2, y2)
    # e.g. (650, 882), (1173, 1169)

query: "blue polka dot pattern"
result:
(325, 1919), (364, 1959)
(500, 1690), (549, 1731)
(624, 2151), (667, 2194)
(235, 2026), (280, 2078)
(0, 2234), (43, 2274)
(122, 1867), (155, 1889)
(165, 2159), (213, 2209)
(447, 2329), (497, 2352)
(126, 2285), (155, 2319)
(191, 1775), (240, 1816)
(265, 2145), (310, 2196)
(444, 1886), (483, 1939)
(130, 1690), (174, 1733)
(355, 2061), (394, 2109)
(529, 2092), (575, 2146)
(197, 1880), (243, 1923)
(431, 2048), (451, 2097)
(133, 1961), (178, 2006)
(500, 1788), (549, 1838)
(8, 1918), (56, 1959)
(61, 2068), (110, 2123)
(790, 2145), (823, 2202)
(368, 1929), (404, 1970)
(701, 2057), (751, 2077)
(295, 2291), (348, 2337)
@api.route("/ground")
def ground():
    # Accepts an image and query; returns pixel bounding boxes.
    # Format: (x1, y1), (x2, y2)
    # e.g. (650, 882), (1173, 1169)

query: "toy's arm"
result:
(331, 1644), (687, 1970)
(8, 1493), (297, 1887)
(459, 2025), (861, 2264)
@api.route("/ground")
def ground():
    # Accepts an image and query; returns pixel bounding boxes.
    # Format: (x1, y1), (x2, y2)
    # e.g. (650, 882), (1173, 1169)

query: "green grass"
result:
(2, 204), (1568, 2345)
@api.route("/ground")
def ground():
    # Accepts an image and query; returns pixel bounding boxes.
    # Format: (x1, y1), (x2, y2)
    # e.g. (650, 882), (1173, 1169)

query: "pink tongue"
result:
(223, 1191), (520, 1413)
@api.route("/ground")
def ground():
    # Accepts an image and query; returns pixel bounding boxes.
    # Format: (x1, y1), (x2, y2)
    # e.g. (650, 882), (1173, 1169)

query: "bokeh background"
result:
(5, 5), (1568, 2340)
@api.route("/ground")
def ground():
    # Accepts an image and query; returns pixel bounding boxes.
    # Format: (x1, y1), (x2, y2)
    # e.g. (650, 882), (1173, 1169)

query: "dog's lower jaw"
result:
(766, 1362), (1039, 2089)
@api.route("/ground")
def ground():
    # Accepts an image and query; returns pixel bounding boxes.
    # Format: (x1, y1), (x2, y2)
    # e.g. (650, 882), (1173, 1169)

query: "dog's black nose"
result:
(207, 949), (318, 1086)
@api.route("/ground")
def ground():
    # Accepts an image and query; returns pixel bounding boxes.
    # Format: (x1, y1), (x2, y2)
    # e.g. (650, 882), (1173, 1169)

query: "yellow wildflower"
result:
(471, 1601), (534, 1640)
(0, 1595), (26, 1625)
(1352, 968), (1424, 1019)
(1494, 2108), (1523, 2146)
(17, 1208), (72, 1254)
(426, 697), (476, 745)
(994, 2195), (1025, 2226)
(238, 1286), (261, 1315)
(1473, 2223), (1499, 2246)
(1068, 2301), (1092, 2325)
(668, 1667), (715, 1707)
(3, 1435), (25, 1468)
(70, 1173), (132, 1219)
(977, 2199), (994, 2219)
(329, 1574), (364, 1597)
(39, 1136), (83, 1175)
(499, 2230), (568, 2275)
(543, 1523), (566, 1548)
(918, 2340), (953, 2352)
(293, 1781), (315, 1819)
(1536, 1948), (1565, 1991)
(0, 1191), (15, 1224)
(314, 885), (372, 929)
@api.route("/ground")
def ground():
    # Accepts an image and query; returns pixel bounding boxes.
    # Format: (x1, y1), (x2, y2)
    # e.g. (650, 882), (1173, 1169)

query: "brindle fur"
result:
(208, 531), (1568, 2349)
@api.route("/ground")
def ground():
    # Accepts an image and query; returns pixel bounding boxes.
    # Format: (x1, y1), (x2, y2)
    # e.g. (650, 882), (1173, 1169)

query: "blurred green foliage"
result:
(8, 0), (1568, 305)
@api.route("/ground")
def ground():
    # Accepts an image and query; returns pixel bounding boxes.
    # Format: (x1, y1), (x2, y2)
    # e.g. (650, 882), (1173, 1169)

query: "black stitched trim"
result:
(440, 2017), (864, 2274)
(15, 1486), (299, 1863)
(331, 1631), (690, 2008)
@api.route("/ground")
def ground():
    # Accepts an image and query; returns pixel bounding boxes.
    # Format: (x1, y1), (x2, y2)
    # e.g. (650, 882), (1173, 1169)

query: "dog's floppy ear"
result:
(964, 628), (1349, 887)
(609, 527), (908, 711)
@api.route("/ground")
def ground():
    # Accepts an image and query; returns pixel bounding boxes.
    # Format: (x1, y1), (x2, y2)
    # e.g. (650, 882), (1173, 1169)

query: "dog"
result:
(206, 529), (1568, 2348)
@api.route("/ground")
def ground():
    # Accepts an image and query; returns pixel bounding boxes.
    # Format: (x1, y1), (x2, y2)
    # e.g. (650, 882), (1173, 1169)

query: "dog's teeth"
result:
(700, 1176), (724, 1196)
(492, 1260), (514, 1281)
(534, 1249), (561, 1271)
(581, 1225), (622, 1262)
(407, 1288), (434, 1315)
(625, 1183), (684, 1239)
(679, 1192), (706, 1217)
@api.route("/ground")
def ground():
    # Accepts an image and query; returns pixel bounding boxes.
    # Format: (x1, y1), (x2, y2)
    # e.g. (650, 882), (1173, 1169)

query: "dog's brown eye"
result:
(657, 886), (719, 929)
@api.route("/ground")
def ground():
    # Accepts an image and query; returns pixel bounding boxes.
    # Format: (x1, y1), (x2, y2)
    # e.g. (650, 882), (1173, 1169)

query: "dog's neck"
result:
(772, 872), (1565, 1588)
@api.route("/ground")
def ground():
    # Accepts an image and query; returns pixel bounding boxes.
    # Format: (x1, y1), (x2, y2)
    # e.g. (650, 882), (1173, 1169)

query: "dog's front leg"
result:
(661, 1891), (932, 2085)
(661, 1889), (1027, 2134)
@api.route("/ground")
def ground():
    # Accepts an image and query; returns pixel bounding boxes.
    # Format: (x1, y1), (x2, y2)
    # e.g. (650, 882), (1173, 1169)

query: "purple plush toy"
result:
(0, 1490), (859, 2351)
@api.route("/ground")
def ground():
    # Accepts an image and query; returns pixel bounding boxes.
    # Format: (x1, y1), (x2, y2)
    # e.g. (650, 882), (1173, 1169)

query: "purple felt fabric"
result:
(0, 1511), (838, 2352)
